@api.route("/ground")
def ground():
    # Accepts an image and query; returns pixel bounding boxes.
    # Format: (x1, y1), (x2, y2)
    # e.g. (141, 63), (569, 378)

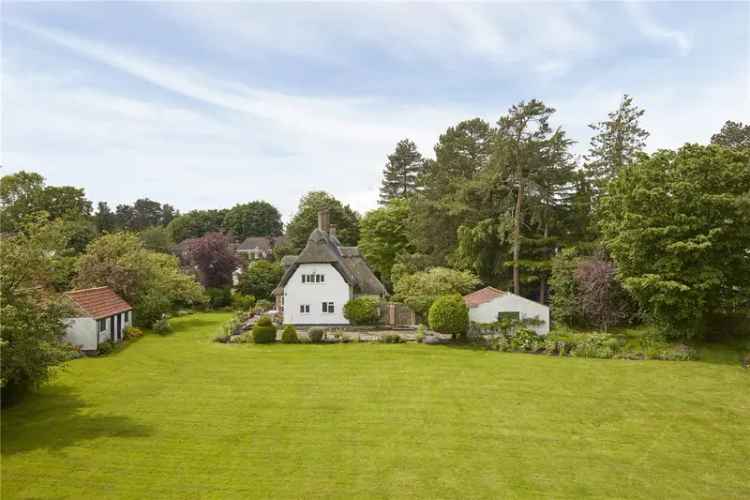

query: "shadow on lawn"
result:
(170, 314), (223, 333)
(1, 385), (153, 457)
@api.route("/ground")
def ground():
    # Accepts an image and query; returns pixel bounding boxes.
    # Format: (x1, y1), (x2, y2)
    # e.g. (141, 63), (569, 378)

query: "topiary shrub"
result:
(153, 318), (173, 335)
(308, 327), (325, 343)
(252, 320), (277, 343)
(343, 296), (382, 325)
(428, 294), (469, 338)
(281, 325), (299, 344)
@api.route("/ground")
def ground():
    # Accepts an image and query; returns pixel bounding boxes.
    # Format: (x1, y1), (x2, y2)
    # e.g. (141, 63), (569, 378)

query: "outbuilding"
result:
(64, 287), (134, 352)
(463, 287), (550, 335)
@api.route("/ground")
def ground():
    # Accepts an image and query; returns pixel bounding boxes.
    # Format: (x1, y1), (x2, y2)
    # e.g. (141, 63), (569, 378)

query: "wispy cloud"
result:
(625, 2), (692, 55)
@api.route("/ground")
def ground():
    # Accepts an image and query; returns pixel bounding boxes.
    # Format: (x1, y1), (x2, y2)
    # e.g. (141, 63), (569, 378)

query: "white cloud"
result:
(625, 3), (692, 55)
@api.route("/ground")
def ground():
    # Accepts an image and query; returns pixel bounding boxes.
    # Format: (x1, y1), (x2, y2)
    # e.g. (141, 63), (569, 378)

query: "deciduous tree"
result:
(75, 233), (205, 326)
(236, 260), (283, 300)
(223, 201), (283, 240)
(183, 232), (240, 288)
(601, 144), (750, 337)
(286, 191), (359, 250)
(711, 120), (750, 151)
(358, 199), (413, 287)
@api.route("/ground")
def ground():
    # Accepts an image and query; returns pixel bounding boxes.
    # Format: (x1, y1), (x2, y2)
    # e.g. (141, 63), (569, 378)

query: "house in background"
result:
(463, 286), (550, 335)
(273, 209), (386, 325)
(63, 287), (133, 352)
(237, 236), (287, 261)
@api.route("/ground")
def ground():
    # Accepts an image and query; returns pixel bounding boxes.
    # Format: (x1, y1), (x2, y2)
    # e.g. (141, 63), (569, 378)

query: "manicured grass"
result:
(2, 312), (749, 499)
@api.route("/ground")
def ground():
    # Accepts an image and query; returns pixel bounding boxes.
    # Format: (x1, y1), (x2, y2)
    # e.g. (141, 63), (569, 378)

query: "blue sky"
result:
(2, 1), (748, 220)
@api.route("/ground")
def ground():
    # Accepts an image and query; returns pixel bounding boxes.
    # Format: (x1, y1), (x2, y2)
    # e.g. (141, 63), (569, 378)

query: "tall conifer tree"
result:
(379, 139), (424, 204)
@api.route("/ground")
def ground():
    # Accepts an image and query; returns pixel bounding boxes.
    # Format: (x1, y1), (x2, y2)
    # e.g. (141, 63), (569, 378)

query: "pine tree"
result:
(378, 139), (424, 204)
(585, 94), (649, 194)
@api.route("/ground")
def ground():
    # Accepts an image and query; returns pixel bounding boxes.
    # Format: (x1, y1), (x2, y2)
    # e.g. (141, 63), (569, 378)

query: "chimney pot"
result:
(329, 224), (337, 238)
(317, 209), (330, 233)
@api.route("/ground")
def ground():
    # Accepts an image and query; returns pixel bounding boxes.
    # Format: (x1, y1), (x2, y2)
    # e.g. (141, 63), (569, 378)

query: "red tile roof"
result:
(463, 286), (504, 308)
(65, 287), (132, 319)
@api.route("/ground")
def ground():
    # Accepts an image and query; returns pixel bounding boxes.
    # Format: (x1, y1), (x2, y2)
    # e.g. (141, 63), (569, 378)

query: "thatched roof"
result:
(276, 227), (386, 296)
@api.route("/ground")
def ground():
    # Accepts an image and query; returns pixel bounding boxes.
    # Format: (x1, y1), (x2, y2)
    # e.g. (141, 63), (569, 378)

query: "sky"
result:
(2, 1), (749, 221)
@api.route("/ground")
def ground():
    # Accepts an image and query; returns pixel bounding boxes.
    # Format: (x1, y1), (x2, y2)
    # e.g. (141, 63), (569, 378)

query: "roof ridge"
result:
(65, 286), (110, 294)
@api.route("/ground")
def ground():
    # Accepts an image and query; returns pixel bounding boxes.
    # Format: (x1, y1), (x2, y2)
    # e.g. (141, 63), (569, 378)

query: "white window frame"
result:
(299, 304), (310, 314)
(322, 301), (335, 314)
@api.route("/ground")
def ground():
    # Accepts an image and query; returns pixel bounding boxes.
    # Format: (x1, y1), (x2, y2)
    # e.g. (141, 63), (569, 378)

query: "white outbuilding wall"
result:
(64, 311), (134, 351)
(469, 293), (550, 335)
(64, 317), (99, 351)
(283, 263), (352, 325)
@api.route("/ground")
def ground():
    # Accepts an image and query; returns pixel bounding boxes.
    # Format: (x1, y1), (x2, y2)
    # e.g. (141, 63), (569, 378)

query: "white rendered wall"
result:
(469, 293), (550, 335)
(64, 317), (98, 351)
(283, 263), (351, 325)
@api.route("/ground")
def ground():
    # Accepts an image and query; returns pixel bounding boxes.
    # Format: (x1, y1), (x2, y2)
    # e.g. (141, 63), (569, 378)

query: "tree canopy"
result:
(711, 120), (750, 151)
(600, 144), (750, 337)
(358, 199), (413, 287)
(285, 191), (359, 250)
(379, 138), (424, 204)
(75, 232), (206, 326)
(223, 201), (283, 240)
(584, 94), (649, 194)
(236, 260), (283, 300)
(167, 209), (228, 243)
(183, 232), (240, 289)
(1, 217), (75, 400)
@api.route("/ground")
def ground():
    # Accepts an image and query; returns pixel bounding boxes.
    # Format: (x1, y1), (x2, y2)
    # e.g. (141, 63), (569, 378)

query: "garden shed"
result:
(63, 286), (133, 352)
(463, 287), (550, 335)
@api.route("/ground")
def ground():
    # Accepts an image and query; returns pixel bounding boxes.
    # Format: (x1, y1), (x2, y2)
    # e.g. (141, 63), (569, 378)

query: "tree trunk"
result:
(512, 179), (524, 295)
(538, 223), (548, 304)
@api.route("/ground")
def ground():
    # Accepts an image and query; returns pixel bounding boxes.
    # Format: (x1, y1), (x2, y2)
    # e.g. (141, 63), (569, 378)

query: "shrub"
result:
(509, 329), (544, 353)
(256, 299), (274, 312)
(206, 287), (232, 309)
(393, 267), (480, 315)
(123, 326), (144, 340)
(231, 293), (255, 311)
(343, 296), (382, 325)
(256, 315), (273, 327)
(742, 352), (750, 368)
(239, 332), (254, 343)
(97, 340), (114, 355)
(281, 325), (299, 344)
(428, 294), (469, 337)
(382, 334), (403, 344)
(252, 320), (277, 343)
(153, 318), (173, 335)
(308, 327), (325, 343)
(213, 332), (230, 343)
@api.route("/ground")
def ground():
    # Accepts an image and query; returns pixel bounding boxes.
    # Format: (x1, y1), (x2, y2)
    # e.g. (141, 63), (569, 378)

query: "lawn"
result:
(2, 313), (749, 499)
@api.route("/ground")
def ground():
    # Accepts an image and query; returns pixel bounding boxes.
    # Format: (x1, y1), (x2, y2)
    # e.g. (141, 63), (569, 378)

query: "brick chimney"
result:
(317, 209), (330, 233)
